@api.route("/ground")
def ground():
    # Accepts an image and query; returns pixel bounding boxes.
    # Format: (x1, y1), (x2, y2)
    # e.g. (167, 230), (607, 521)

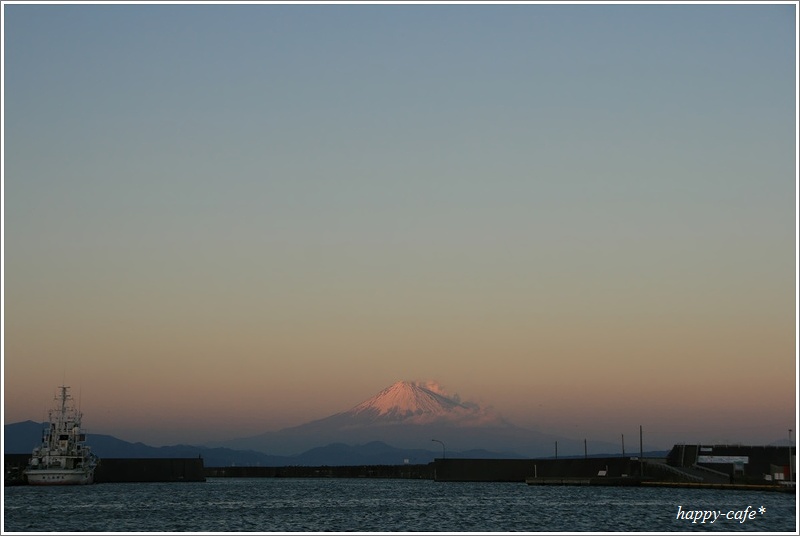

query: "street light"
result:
(789, 429), (794, 484)
(431, 439), (445, 459)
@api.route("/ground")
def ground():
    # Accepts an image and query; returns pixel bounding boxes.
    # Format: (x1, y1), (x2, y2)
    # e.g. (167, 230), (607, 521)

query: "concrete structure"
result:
(204, 464), (432, 479)
(432, 457), (643, 482)
(7, 443), (794, 489)
(4, 454), (205, 484)
(666, 444), (796, 484)
(94, 458), (205, 483)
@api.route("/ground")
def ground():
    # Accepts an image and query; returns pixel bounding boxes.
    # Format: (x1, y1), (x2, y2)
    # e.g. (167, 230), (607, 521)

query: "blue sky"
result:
(3, 2), (797, 447)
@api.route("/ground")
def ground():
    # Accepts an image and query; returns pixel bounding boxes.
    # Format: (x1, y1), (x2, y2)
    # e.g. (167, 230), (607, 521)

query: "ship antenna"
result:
(61, 385), (68, 425)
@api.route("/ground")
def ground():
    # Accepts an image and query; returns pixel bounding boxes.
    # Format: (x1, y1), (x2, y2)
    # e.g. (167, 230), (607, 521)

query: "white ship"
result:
(24, 386), (99, 485)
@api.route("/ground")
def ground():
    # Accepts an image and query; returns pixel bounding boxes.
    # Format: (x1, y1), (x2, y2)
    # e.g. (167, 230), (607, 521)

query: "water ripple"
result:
(3, 478), (796, 532)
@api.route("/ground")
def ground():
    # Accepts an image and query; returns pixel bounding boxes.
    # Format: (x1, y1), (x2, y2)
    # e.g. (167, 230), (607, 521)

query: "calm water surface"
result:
(3, 478), (797, 532)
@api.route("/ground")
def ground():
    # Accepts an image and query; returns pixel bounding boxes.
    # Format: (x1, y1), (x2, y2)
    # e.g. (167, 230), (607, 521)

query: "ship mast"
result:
(60, 386), (68, 429)
(53, 385), (74, 434)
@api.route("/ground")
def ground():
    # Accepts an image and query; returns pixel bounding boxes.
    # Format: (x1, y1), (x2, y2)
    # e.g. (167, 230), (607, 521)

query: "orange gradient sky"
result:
(3, 3), (798, 449)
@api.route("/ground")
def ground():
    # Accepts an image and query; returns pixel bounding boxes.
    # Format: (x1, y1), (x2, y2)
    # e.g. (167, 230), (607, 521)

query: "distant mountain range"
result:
(5, 380), (673, 465)
(3, 420), (517, 466)
(206, 380), (634, 457)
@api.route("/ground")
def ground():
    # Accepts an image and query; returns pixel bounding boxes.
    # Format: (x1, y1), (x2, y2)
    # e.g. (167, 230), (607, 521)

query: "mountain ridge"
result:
(6, 380), (668, 461)
(340, 380), (509, 427)
(207, 380), (632, 457)
(3, 420), (525, 466)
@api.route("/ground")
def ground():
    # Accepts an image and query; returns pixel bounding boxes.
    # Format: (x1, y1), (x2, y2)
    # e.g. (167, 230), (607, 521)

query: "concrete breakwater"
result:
(204, 464), (433, 479)
(4, 454), (206, 484)
(7, 447), (794, 491)
(434, 458), (794, 492)
(7, 456), (632, 484)
(202, 458), (642, 482)
(95, 458), (206, 483)
(432, 457), (642, 482)
(4, 454), (430, 484)
(0, 456), (705, 486)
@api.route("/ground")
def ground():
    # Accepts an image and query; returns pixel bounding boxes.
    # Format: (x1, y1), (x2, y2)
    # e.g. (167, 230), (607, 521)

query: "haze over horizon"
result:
(3, 3), (797, 450)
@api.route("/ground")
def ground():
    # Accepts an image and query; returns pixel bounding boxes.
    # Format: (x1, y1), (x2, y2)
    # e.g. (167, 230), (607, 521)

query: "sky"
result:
(2, 2), (797, 449)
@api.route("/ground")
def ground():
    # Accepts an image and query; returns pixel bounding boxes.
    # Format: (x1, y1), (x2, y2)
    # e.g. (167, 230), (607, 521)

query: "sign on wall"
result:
(697, 455), (749, 464)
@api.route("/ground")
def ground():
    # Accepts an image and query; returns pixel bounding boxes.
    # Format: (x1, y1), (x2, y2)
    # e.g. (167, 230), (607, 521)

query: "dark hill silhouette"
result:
(3, 421), (520, 466)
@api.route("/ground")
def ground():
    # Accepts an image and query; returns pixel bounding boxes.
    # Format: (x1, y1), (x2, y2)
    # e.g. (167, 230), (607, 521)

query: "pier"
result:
(640, 481), (796, 493)
(4, 454), (206, 484)
(6, 443), (794, 492)
(432, 456), (640, 483)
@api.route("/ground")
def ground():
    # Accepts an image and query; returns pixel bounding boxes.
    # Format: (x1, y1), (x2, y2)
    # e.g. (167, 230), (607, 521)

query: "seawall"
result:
(95, 458), (206, 483)
(4, 454), (206, 484)
(204, 464), (433, 479)
(0, 455), (656, 485)
(432, 457), (642, 482)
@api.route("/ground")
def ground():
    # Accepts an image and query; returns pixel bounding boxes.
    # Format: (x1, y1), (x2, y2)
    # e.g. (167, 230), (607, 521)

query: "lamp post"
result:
(789, 429), (794, 484)
(432, 439), (445, 459)
(639, 425), (644, 477)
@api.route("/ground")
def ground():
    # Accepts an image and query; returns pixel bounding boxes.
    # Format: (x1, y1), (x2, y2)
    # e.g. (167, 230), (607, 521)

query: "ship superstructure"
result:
(24, 386), (98, 485)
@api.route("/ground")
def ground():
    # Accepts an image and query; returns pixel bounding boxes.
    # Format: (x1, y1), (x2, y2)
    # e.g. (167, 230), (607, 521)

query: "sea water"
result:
(2, 478), (797, 532)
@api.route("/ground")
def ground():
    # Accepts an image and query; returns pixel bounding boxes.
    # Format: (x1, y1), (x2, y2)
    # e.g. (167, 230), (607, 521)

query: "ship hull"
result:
(25, 468), (95, 486)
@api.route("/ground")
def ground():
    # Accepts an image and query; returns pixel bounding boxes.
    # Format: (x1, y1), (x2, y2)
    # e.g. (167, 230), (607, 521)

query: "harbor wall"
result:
(666, 444), (796, 482)
(4, 454), (206, 484)
(7, 444), (793, 486)
(94, 458), (206, 483)
(4, 454), (30, 486)
(432, 457), (641, 482)
(204, 464), (433, 479)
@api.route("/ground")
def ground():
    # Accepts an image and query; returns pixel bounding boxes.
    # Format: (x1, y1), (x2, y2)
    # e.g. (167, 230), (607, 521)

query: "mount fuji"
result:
(328, 380), (509, 427)
(210, 380), (619, 458)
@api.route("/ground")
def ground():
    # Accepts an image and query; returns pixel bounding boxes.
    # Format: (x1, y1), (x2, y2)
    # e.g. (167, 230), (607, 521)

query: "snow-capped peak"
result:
(344, 380), (502, 426)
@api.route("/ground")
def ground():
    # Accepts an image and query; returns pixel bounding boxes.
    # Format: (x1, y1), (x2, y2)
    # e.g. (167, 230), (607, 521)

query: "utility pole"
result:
(555, 441), (558, 459)
(431, 439), (445, 460)
(789, 429), (794, 484)
(639, 425), (644, 477)
(621, 434), (625, 458)
(584, 439), (587, 459)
